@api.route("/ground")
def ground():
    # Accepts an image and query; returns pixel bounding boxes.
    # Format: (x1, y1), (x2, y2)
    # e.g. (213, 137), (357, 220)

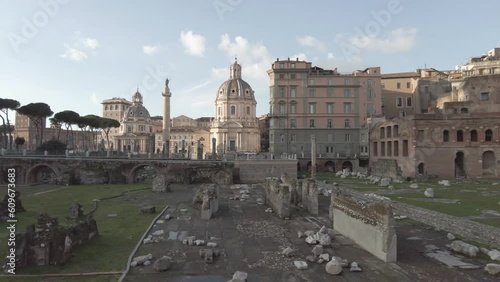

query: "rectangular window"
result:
(367, 79), (373, 88)
(290, 63), (295, 69)
(381, 141), (386, 156)
(309, 103), (316, 113)
(396, 97), (403, 107)
(344, 88), (350, 97)
(309, 119), (315, 128)
(279, 63), (284, 69)
(402, 140), (408, 156)
(344, 78), (350, 85)
(291, 73), (296, 79)
(345, 134), (351, 142)
(373, 142), (378, 156)
(279, 74), (285, 79)
(327, 88), (333, 97)
(344, 103), (352, 113)
(327, 103), (334, 113)
(400, 111), (406, 117)
(290, 119), (296, 128)
(406, 97), (412, 107)
(344, 119), (350, 128)
(328, 79), (333, 86)
(327, 119), (333, 128)
(290, 103), (297, 113)
(367, 89), (373, 99)
(394, 141), (399, 156)
(280, 134), (285, 142)
(406, 82), (411, 88)
(397, 82), (401, 89)
(309, 89), (315, 97)
(279, 119), (285, 128)
(326, 146), (334, 153)
(481, 92), (489, 101)
(327, 134), (333, 142)
(290, 88), (296, 97)
(279, 103), (285, 113)
(279, 87), (285, 97)
(387, 141), (392, 156)
(309, 79), (315, 85)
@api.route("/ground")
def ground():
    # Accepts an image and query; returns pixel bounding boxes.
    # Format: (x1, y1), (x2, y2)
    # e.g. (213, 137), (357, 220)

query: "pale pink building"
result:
(267, 58), (382, 171)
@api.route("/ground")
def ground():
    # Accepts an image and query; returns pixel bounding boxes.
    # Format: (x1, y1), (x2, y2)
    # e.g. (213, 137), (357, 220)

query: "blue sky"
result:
(2, 0), (500, 123)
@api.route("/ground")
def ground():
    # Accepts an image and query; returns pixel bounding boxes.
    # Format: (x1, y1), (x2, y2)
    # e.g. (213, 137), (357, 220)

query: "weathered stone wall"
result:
(352, 192), (500, 250)
(331, 193), (397, 262)
(370, 159), (401, 179)
(297, 179), (318, 216)
(234, 160), (297, 184)
(263, 178), (290, 218)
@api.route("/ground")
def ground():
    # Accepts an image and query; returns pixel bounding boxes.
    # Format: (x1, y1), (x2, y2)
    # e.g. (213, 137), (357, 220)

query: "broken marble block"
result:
(282, 247), (295, 257)
(449, 240), (479, 257)
(350, 262), (362, 272)
(312, 245), (323, 257)
(294, 260), (308, 270)
(305, 236), (318, 245)
(325, 259), (342, 275)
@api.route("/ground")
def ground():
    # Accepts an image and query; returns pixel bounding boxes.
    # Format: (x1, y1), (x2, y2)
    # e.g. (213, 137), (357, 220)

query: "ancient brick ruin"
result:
(192, 184), (219, 219)
(12, 213), (99, 268)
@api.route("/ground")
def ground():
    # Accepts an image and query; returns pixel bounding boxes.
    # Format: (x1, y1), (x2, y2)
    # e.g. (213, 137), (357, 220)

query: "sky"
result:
(2, 0), (500, 124)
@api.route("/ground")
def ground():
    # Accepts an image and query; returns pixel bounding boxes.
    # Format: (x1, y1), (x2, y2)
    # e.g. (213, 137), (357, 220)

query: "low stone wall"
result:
(234, 160), (297, 184)
(352, 192), (500, 250)
(369, 159), (401, 179)
(331, 192), (397, 262)
(264, 178), (290, 218)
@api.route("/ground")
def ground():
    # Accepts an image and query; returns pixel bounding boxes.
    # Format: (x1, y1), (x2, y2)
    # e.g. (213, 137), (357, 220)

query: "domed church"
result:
(210, 59), (261, 154)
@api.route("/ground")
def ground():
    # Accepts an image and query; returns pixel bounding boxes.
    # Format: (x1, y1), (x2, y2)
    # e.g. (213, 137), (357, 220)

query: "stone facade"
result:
(331, 192), (397, 262)
(263, 178), (291, 219)
(210, 59), (261, 153)
(234, 159), (297, 184)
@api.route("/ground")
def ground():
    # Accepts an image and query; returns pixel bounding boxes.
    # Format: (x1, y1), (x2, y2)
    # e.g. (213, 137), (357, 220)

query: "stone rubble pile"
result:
(448, 240), (479, 257)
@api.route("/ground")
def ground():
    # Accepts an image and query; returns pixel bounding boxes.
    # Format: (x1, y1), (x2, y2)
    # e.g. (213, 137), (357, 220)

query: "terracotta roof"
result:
(382, 72), (420, 79)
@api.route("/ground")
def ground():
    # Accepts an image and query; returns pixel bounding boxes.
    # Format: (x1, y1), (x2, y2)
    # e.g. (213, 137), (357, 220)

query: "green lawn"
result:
(0, 184), (160, 279)
(311, 172), (500, 228)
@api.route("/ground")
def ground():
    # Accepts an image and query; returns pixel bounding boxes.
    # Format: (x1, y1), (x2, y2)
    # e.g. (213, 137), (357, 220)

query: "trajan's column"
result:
(162, 78), (171, 156)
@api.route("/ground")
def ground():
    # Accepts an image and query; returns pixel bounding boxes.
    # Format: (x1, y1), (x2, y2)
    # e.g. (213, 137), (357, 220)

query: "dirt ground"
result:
(124, 183), (498, 282)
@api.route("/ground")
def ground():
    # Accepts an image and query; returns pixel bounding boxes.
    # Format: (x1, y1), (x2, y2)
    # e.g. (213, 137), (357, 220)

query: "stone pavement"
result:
(125, 184), (498, 282)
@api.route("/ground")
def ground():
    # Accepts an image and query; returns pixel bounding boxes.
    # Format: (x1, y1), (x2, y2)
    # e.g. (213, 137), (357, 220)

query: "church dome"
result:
(124, 89), (151, 119)
(216, 59), (255, 100)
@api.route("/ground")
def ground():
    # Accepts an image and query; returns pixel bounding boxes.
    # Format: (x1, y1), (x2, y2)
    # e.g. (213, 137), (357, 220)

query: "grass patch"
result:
(0, 184), (160, 275)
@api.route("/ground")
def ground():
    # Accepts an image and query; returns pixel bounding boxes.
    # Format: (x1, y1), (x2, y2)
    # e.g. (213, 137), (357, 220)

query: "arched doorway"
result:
(455, 152), (465, 178)
(26, 164), (58, 184)
(417, 163), (425, 175)
(324, 161), (335, 172)
(306, 161), (312, 172)
(128, 165), (158, 184)
(482, 151), (496, 176)
(342, 161), (353, 172)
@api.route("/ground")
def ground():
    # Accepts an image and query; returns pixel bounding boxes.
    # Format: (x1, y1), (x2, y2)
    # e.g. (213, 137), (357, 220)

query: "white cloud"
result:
(143, 45), (160, 55)
(290, 53), (307, 61)
(81, 38), (99, 49)
(211, 67), (228, 79)
(90, 92), (100, 106)
(217, 34), (273, 81)
(180, 30), (206, 56)
(296, 35), (326, 51)
(345, 28), (417, 53)
(61, 45), (88, 62)
(327, 52), (335, 59)
(186, 80), (211, 92)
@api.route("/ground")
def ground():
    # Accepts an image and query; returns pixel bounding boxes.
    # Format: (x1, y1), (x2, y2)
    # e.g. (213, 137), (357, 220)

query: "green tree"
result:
(100, 118), (120, 151)
(84, 115), (102, 151)
(49, 117), (63, 141)
(36, 139), (67, 154)
(16, 103), (53, 148)
(54, 110), (80, 149)
(0, 98), (20, 149)
(14, 136), (25, 150)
